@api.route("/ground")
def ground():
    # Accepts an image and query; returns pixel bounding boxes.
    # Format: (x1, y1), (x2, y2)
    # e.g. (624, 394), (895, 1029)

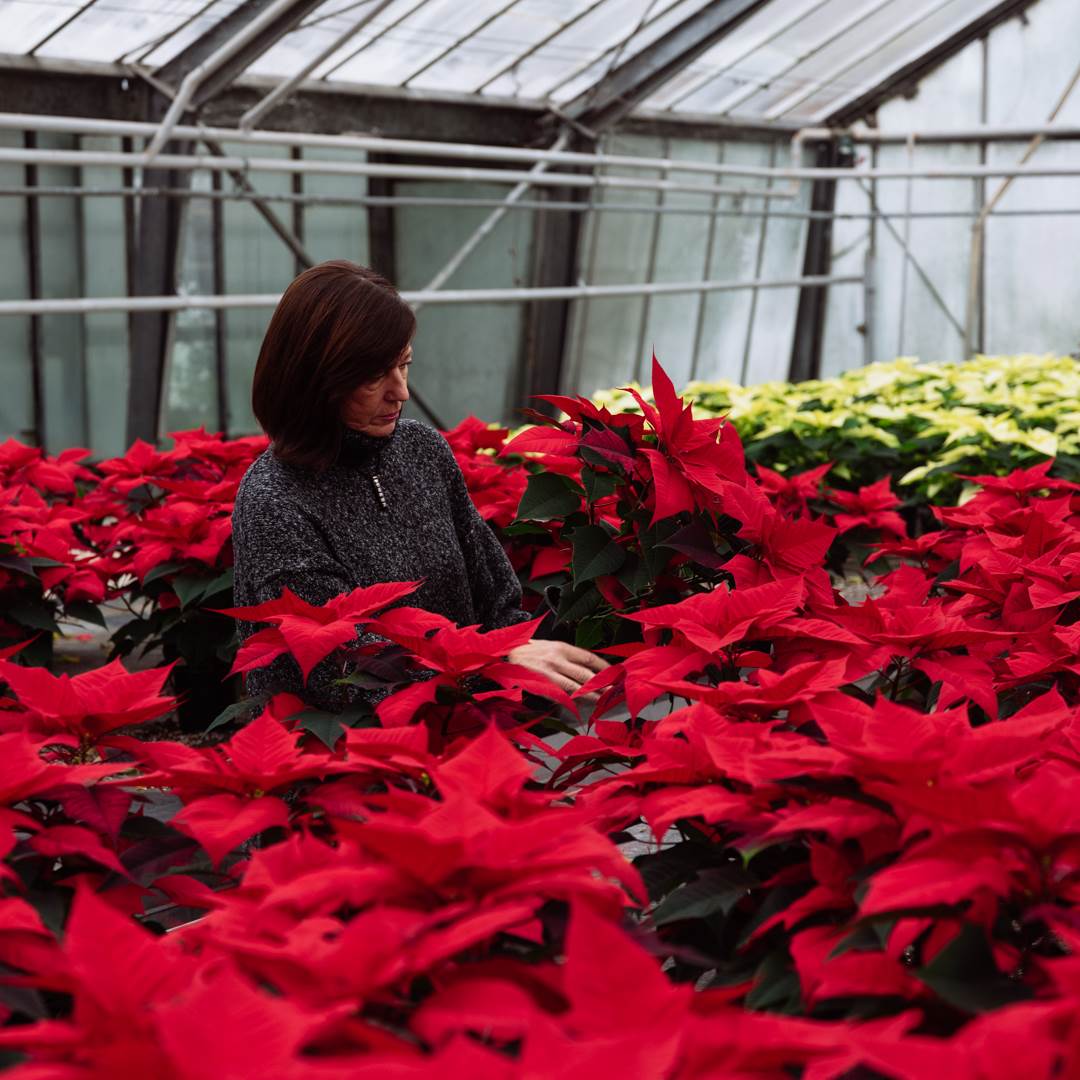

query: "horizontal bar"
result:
(0, 110), (797, 181)
(4, 143), (1080, 187)
(830, 123), (1080, 145)
(2, 184), (1078, 221)
(0, 275), (862, 316)
(0, 147), (795, 200)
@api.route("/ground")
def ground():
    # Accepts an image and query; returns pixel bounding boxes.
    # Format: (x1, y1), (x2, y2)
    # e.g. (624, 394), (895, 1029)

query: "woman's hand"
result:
(506, 639), (610, 698)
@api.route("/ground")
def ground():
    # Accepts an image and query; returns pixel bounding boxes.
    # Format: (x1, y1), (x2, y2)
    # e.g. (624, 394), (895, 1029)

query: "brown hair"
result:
(252, 260), (416, 470)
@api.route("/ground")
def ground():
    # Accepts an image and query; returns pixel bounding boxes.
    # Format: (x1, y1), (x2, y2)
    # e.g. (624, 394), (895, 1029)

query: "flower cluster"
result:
(3, 358), (1080, 1075)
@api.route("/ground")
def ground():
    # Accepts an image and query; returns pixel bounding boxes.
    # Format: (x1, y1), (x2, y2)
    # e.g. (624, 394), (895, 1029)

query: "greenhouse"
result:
(1, 0), (1080, 1075)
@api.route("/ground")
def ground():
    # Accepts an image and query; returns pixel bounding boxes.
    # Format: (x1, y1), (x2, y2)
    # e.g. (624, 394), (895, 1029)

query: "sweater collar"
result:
(337, 422), (400, 467)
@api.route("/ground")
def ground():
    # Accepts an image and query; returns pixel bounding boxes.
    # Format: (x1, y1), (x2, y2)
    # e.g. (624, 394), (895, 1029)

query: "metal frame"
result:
(789, 139), (844, 382)
(6, 184), (1080, 222)
(238, 0), (397, 129)
(9, 138), (1080, 185)
(472, 0), (609, 96)
(764, 0), (968, 122)
(659, 0), (834, 112)
(559, 0), (771, 131)
(827, 0), (1039, 126)
(702, 0), (897, 118)
(22, 131), (44, 445)
(0, 275), (865, 317)
(146, 0), (327, 161)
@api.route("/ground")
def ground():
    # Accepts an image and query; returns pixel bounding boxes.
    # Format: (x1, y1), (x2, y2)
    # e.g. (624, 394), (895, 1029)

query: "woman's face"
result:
(341, 346), (412, 435)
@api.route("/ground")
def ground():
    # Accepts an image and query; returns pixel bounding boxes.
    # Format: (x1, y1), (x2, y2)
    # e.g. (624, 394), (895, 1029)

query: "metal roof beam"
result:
(826, 0), (1039, 126)
(154, 0), (326, 108)
(558, 0), (772, 132)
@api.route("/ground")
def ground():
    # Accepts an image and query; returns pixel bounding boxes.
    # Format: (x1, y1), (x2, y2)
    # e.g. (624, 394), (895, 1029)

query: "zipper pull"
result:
(371, 473), (388, 510)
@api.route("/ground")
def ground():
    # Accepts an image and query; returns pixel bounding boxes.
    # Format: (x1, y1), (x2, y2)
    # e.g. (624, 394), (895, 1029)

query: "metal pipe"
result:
(8, 110), (1079, 177)
(238, 0), (396, 130)
(3, 185), (1079, 222)
(4, 144), (1080, 191)
(0, 146), (803, 197)
(0, 111), (802, 185)
(0, 274), (863, 316)
(145, 0), (309, 162)
(141, 0), (308, 160)
(835, 122), (1080, 145)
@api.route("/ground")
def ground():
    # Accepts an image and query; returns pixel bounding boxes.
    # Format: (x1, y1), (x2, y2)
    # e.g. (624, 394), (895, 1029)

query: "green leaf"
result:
(744, 951), (802, 1014)
(651, 865), (753, 926)
(915, 923), (1033, 1014)
(515, 473), (583, 522)
(555, 582), (602, 625)
(634, 842), (711, 903)
(199, 567), (234, 602)
(143, 560), (186, 586)
(5, 597), (58, 632)
(0, 555), (38, 580)
(296, 711), (346, 750)
(64, 599), (107, 629)
(206, 693), (270, 733)
(658, 519), (731, 570)
(574, 617), (605, 650)
(581, 466), (618, 503)
(571, 525), (625, 586)
(616, 554), (652, 597)
(172, 574), (211, 610)
(828, 918), (894, 959)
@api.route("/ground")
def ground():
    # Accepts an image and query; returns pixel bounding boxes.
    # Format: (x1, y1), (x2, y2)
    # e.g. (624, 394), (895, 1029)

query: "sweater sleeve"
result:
(232, 495), (384, 713)
(431, 431), (532, 631)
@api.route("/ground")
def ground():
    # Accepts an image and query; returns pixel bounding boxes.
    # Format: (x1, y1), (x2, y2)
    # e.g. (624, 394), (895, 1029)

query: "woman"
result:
(231, 260), (606, 712)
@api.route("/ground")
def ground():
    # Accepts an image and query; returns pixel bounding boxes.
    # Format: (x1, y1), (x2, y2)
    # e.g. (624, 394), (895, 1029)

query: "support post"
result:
(789, 140), (849, 382)
(23, 131), (44, 446)
(520, 133), (590, 411)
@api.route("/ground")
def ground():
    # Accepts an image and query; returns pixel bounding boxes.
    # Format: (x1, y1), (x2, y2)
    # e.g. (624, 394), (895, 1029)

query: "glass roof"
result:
(0, 0), (1012, 124)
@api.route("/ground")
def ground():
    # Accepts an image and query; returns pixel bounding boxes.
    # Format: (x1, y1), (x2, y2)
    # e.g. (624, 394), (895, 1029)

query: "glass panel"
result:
(36, 132), (86, 453)
(692, 141), (775, 384)
(548, 0), (713, 105)
(406, 0), (597, 94)
(394, 179), (534, 428)
(244, 0), (376, 79)
(167, 170), (220, 435)
(80, 136), (130, 458)
(743, 153), (809, 384)
(735, 0), (962, 120)
(310, 0), (433, 81)
(790, 0), (992, 123)
(300, 145), (369, 265)
(39, 0), (212, 62)
(271, 0), (508, 84)
(220, 144), (294, 436)
(0, 129), (33, 444)
(641, 0), (825, 111)
(565, 133), (664, 396)
(819, 156), (872, 378)
(482, 0), (660, 101)
(637, 135), (720, 391)
(0, 0), (84, 54)
(682, 0), (895, 117)
(139, 0), (241, 67)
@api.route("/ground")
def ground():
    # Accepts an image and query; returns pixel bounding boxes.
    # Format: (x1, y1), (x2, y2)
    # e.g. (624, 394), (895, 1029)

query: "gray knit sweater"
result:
(231, 419), (530, 710)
